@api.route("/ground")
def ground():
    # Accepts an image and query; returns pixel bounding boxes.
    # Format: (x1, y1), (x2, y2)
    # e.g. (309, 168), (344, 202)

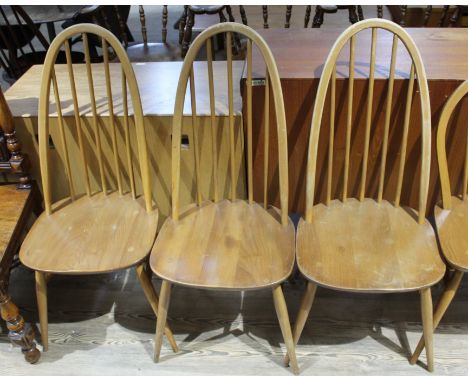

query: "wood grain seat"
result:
(297, 198), (445, 292)
(151, 200), (295, 289)
(20, 193), (158, 274)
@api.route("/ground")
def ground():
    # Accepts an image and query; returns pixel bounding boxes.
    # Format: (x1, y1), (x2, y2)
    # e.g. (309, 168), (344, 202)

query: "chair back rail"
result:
(39, 24), (152, 215)
(171, 22), (289, 226)
(305, 19), (431, 225)
(436, 80), (468, 210)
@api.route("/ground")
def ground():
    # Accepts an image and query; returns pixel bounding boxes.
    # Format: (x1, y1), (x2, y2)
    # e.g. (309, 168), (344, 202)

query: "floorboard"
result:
(1, 266), (468, 375)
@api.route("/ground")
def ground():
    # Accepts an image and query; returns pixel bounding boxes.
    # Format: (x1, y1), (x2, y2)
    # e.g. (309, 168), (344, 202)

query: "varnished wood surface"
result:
(435, 197), (468, 272)
(6, 61), (243, 117)
(249, 28), (468, 80)
(20, 192), (158, 274)
(3, 266), (468, 375)
(297, 199), (446, 292)
(151, 200), (295, 290)
(0, 185), (31, 263)
(244, 27), (468, 214)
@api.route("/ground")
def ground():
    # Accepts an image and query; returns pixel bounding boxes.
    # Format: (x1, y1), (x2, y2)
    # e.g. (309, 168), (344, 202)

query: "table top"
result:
(1, 5), (85, 25)
(249, 27), (468, 80)
(5, 61), (244, 118)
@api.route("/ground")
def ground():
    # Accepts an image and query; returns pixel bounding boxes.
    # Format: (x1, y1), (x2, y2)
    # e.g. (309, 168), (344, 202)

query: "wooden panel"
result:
(243, 28), (468, 214)
(6, 62), (243, 117)
(249, 28), (468, 80)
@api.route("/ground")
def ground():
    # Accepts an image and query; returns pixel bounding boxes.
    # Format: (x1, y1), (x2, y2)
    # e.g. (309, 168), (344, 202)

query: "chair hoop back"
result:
(305, 18), (431, 225)
(436, 80), (468, 210)
(171, 22), (289, 226)
(38, 23), (152, 215)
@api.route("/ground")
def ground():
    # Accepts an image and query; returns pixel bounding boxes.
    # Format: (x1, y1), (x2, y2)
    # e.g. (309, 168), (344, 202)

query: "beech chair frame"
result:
(291, 19), (445, 373)
(19, 23), (177, 354)
(410, 80), (468, 365)
(150, 22), (298, 374)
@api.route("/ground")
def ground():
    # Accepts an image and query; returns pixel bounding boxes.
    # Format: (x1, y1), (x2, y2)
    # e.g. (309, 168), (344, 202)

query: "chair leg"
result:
(410, 270), (464, 366)
(178, 5), (188, 45)
(35, 271), (48, 352)
(135, 264), (178, 353)
(182, 8), (194, 57)
(154, 280), (172, 363)
(349, 6), (359, 24)
(312, 6), (323, 28)
(272, 285), (299, 375)
(419, 287), (434, 372)
(285, 281), (317, 366)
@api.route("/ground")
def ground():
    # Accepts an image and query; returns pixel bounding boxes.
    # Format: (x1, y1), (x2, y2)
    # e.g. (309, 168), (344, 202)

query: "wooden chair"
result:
(311, 5), (364, 28)
(399, 5), (465, 27)
(18, 23), (177, 354)
(409, 80), (468, 366)
(149, 22), (298, 374)
(180, 5), (240, 57)
(289, 19), (445, 372)
(0, 5), (83, 83)
(0, 86), (41, 363)
(126, 5), (181, 62)
(240, 6), (295, 28)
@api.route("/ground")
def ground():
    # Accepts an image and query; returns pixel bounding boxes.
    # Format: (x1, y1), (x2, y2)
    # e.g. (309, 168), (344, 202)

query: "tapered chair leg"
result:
(35, 271), (48, 352)
(154, 280), (172, 362)
(410, 270), (464, 365)
(135, 264), (178, 353)
(285, 281), (317, 366)
(272, 285), (299, 375)
(419, 287), (434, 372)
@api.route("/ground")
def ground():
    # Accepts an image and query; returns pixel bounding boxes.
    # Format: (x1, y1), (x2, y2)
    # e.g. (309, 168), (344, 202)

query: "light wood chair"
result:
(409, 80), (468, 366)
(289, 19), (446, 372)
(149, 22), (298, 374)
(18, 23), (177, 353)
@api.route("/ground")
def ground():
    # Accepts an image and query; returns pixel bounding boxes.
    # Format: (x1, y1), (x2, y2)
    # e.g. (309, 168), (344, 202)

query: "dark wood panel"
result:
(243, 28), (468, 215)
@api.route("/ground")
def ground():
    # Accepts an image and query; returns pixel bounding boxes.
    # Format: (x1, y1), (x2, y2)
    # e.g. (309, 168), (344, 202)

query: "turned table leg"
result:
(0, 288), (40, 364)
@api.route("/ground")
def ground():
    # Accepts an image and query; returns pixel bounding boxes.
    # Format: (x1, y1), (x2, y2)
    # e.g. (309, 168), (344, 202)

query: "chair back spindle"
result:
(305, 19), (431, 225)
(171, 23), (288, 226)
(39, 24), (152, 215)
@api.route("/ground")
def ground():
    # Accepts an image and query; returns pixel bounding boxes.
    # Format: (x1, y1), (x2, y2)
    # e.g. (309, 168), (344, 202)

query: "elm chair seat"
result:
(297, 198), (445, 292)
(151, 200), (295, 289)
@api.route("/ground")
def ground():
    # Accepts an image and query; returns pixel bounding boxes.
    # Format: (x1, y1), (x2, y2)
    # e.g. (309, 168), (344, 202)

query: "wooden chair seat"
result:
(150, 200), (295, 290)
(20, 192), (158, 274)
(435, 196), (468, 272)
(126, 42), (181, 62)
(297, 198), (445, 292)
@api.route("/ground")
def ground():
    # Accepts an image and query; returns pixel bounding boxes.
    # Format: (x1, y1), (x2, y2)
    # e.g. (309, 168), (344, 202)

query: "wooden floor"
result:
(1, 266), (468, 375)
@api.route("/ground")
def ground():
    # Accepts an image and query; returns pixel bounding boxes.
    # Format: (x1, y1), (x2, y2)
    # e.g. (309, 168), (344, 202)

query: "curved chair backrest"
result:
(437, 80), (468, 210)
(39, 23), (152, 215)
(171, 22), (289, 226)
(305, 18), (431, 224)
